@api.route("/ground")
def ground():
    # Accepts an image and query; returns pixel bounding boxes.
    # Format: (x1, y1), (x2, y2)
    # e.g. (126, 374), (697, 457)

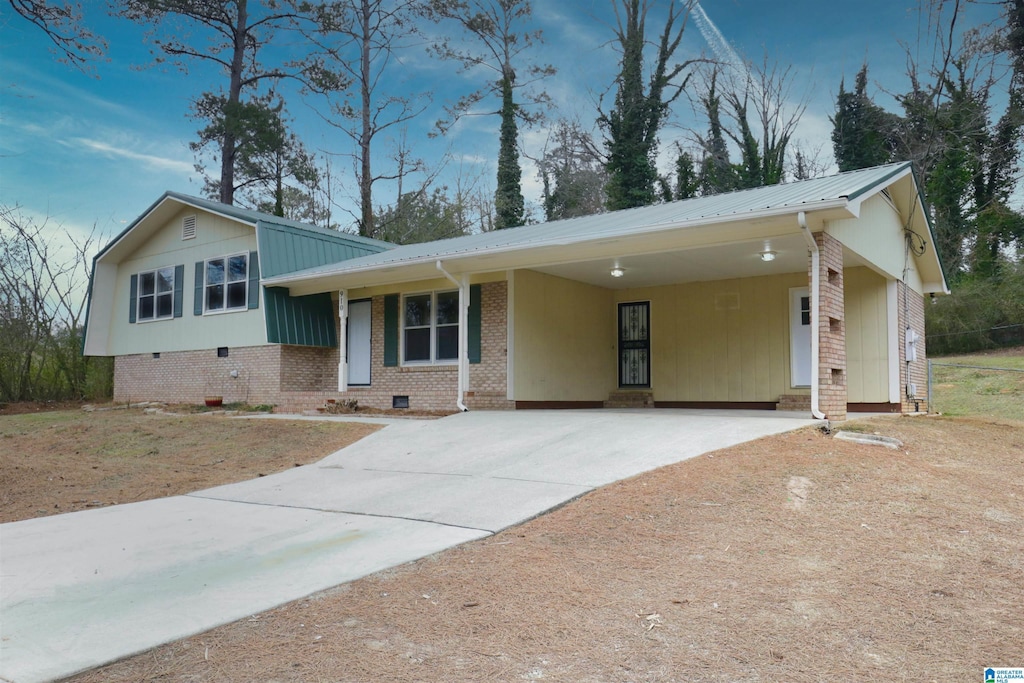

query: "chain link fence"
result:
(928, 361), (1024, 422)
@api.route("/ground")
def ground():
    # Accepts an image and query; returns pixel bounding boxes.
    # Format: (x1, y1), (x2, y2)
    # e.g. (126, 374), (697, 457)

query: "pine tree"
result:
(831, 65), (899, 172)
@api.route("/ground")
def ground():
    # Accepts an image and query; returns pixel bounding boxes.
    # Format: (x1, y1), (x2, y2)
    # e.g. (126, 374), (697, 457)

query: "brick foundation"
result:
(114, 345), (287, 405)
(113, 281), (512, 413)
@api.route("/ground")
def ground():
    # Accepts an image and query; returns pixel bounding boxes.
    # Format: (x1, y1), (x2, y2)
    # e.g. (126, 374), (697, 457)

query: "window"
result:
(205, 253), (248, 313)
(403, 290), (459, 363)
(138, 266), (175, 321)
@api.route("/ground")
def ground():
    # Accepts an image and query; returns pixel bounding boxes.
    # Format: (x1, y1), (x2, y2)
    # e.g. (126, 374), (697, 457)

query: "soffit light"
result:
(610, 267), (625, 278)
(759, 250), (777, 262)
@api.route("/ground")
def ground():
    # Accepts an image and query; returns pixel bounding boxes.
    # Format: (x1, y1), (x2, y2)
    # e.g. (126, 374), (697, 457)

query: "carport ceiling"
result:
(533, 234), (871, 290)
(532, 233), (797, 289)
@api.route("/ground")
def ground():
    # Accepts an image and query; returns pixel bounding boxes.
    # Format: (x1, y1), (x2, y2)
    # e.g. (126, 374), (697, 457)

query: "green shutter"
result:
(468, 284), (481, 364)
(128, 274), (138, 324)
(383, 294), (399, 367)
(248, 251), (260, 309)
(173, 264), (184, 318)
(193, 261), (204, 315)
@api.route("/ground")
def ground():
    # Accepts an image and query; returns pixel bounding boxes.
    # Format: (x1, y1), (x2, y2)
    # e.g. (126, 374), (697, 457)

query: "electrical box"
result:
(907, 383), (917, 398)
(905, 328), (918, 363)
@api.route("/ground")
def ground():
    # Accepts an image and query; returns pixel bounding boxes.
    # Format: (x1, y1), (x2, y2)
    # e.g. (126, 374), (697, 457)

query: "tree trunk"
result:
(494, 69), (524, 229)
(220, 0), (249, 206)
(358, 0), (374, 237)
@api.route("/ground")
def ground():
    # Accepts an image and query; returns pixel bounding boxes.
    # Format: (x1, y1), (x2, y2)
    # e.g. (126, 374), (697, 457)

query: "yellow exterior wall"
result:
(513, 270), (615, 401)
(108, 208), (266, 355)
(614, 273), (808, 402)
(843, 266), (890, 402)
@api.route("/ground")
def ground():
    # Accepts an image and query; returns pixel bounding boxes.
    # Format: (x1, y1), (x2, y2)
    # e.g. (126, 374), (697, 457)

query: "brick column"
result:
(811, 232), (847, 420)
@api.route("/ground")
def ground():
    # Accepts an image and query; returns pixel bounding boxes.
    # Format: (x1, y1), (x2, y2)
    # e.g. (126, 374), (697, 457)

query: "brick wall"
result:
(112, 282), (513, 413)
(467, 281), (514, 410)
(344, 281), (512, 412)
(281, 344), (338, 392)
(812, 232), (847, 420)
(113, 345), (284, 405)
(898, 281), (928, 413)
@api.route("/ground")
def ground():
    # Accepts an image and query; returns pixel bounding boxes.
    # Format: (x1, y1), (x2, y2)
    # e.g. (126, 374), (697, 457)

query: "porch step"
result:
(604, 390), (655, 409)
(776, 394), (811, 412)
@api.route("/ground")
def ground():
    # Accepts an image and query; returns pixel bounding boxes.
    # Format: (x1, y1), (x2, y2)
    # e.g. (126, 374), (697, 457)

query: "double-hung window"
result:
(137, 266), (175, 321)
(403, 290), (459, 363)
(205, 253), (248, 313)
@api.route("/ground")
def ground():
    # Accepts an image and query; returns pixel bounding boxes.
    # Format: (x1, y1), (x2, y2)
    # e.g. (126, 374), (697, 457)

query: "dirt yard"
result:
(47, 414), (1023, 682)
(0, 407), (380, 523)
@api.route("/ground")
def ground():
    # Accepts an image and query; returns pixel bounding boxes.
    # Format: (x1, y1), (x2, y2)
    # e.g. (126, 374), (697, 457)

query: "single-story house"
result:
(83, 162), (948, 420)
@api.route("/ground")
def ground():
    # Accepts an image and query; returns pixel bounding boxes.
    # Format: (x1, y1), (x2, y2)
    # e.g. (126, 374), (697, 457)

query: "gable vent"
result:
(182, 215), (197, 240)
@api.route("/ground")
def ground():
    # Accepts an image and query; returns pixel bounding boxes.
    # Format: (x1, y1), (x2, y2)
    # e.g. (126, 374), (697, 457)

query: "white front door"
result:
(790, 288), (811, 387)
(348, 299), (371, 386)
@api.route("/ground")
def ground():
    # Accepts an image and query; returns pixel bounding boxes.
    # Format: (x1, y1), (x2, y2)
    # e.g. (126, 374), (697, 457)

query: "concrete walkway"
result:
(0, 409), (813, 683)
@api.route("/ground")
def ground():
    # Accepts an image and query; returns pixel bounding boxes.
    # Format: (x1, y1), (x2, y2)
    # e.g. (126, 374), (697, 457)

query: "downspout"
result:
(436, 260), (469, 412)
(337, 289), (348, 392)
(798, 211), (827, 420)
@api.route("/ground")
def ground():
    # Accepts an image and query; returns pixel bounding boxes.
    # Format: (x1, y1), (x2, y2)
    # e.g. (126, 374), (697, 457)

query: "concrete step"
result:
(776, 394), (811, 411)
(604, 391), (655, 409)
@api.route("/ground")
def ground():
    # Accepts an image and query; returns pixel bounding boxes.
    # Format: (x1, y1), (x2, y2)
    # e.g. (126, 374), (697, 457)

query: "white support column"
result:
(460, 275), (470, 407)
(337, 289), (348, 392)
(506, 270), (515, 401)
(886, 280), (900, 404)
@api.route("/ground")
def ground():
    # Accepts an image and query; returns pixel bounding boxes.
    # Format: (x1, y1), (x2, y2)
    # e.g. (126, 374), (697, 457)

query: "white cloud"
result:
(70, 137), (194, 175)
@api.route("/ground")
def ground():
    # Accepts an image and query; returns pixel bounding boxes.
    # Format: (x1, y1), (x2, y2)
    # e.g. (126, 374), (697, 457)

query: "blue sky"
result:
(0, 0), (1007, 246)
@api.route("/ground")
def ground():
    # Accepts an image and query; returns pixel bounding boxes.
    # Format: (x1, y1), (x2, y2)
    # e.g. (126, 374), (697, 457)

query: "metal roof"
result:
(267, 162), (916, 283)
(257, 220), (391, 278)
(94, 190), (392, 263)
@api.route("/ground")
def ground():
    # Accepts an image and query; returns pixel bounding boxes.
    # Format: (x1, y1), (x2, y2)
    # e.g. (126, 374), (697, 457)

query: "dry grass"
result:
(0, 408), (380, 523)
(64, 415), (1024, 682)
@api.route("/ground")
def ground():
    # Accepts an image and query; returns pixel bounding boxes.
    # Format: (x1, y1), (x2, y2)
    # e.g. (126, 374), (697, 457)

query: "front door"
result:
(618, 301), (650, 388)
(348, 299), (371, 386)
(790, 288), (811, 387)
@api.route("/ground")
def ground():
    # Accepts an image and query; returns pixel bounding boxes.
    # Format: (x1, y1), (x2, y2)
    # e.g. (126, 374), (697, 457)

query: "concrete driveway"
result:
(0, 409), (813, 683)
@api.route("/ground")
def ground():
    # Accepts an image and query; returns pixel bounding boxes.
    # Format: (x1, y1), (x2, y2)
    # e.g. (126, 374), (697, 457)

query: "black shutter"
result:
(468, 284), (481, 364)
(128, 274), (138, 323)
(383, 294), (399, 366)
(248, 251), (260, 309)
(193, 261), (204, 315)
(173, 264), (184, 318)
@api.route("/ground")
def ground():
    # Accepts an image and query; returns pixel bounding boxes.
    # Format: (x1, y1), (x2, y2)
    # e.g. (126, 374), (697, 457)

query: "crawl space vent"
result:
(182, 215), (197, 240)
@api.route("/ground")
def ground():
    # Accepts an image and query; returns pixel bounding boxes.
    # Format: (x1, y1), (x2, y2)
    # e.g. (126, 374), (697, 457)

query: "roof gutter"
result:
(436, 260), (468, 412)
(798, 211), (827, 420)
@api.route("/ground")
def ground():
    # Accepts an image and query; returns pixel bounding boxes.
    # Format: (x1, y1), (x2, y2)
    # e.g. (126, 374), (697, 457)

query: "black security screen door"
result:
(618, 302), (650, 388)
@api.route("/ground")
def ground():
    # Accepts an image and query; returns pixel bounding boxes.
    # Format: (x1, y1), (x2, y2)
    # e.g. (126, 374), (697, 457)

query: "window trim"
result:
(203, 252), (249, 315)
(136, 265), (176, 323)
(400, 289), (460, 366)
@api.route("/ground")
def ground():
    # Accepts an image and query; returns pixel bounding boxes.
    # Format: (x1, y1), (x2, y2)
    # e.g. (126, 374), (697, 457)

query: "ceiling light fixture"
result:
(759, 250), (777, 262)
(610, 267), (625, 278)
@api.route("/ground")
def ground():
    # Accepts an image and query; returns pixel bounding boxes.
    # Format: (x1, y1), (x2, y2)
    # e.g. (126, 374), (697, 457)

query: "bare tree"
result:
(304, 0), (431, 237)
(0, 206), (101, 401)
(694, 55), (808, 190)
(7, 0), (106, 71)
(425, 0), (555, 229)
